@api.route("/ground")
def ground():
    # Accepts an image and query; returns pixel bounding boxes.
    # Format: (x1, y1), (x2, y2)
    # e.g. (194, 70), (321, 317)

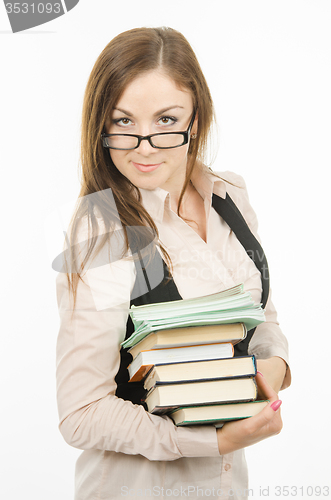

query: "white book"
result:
(128, 342), (234, 382)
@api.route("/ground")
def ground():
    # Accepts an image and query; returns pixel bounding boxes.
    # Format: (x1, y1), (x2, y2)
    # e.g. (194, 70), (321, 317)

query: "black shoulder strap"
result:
(212, 193), (270, 355)
(212, 193), (269, 308)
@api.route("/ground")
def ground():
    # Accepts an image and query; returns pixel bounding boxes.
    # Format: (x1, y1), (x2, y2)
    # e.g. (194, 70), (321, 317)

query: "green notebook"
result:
(122, 283), (265, 349)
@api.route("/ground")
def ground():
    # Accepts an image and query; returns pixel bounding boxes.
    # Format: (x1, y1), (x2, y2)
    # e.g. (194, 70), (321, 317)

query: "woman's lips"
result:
(132, 162), (162, 172)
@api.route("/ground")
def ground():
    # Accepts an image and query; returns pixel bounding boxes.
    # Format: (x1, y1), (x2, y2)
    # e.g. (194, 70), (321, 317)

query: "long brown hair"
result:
(64, 26), (215, 310)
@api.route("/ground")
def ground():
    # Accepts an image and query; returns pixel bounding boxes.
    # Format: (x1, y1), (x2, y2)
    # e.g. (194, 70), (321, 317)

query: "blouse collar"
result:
(138, 164), (227, 223)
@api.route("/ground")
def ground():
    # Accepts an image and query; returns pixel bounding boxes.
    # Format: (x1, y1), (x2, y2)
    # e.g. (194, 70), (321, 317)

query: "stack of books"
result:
(122, 284), (269, 426)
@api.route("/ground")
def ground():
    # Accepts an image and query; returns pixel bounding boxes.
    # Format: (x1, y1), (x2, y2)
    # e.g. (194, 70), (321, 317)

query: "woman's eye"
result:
(158, 116), (177, 125)
(113, 118), (132, 126)
(112, 115), (177, 128)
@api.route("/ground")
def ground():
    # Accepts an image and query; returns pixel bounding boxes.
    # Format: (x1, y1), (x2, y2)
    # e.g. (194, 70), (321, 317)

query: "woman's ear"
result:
(192, 111), (198, 135)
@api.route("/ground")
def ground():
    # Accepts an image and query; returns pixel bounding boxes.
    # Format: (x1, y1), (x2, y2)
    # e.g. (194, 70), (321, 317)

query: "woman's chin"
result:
(133, 179), (162, 191)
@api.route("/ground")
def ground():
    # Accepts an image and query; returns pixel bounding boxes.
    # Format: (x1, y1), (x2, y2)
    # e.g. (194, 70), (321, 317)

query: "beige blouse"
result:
(56, 167), (291, 500)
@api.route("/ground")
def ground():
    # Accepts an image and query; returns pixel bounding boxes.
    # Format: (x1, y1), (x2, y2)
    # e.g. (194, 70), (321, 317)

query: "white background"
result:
(1, 1), (330, 499)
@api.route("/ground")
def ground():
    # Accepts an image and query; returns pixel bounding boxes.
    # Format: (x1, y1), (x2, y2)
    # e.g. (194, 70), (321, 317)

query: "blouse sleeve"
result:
(55, 221), (221, 461)
(220, 171), (291, 390)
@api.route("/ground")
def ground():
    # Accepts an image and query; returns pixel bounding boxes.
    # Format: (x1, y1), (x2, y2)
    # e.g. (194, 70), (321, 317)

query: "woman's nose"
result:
(136, 137), (158, 155)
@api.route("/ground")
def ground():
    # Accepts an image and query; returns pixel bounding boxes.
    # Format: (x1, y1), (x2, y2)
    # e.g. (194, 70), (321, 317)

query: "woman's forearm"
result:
(256, 356), (287, 393)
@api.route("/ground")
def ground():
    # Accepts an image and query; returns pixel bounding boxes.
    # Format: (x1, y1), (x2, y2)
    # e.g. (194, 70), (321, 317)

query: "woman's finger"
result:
(255, 371), (278, 402)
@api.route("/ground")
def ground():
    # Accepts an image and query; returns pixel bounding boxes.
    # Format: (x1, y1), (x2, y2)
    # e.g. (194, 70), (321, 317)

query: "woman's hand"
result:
(216, 372), (283, 455)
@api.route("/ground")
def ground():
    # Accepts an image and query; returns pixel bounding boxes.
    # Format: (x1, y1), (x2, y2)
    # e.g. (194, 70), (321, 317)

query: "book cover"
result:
(169, 400), (269, 426)
(143, 355), (257, 391)
(146, 377), (258, 414)
(128, 323), (247, 359)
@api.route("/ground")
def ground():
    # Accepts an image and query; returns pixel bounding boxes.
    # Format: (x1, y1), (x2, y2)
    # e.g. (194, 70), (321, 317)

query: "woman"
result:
(56, 27), (291, 500)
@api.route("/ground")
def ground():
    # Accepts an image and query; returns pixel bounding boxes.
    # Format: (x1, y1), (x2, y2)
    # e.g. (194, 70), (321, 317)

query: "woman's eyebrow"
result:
(113, 106), (185, 117)
(154, 106), (185, 115)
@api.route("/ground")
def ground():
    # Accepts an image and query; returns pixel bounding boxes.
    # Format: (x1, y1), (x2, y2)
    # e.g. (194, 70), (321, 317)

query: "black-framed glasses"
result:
(101, 110), (196, 150)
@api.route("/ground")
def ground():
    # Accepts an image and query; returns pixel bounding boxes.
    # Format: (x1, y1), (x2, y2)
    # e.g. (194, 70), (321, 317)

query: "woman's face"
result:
(105, 70), (197, 193)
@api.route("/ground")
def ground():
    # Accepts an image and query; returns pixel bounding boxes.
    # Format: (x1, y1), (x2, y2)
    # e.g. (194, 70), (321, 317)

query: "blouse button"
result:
(224, 463), (231, 472)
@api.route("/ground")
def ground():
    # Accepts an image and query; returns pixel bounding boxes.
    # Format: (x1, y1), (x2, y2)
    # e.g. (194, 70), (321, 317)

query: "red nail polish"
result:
(270, 400), (282, 411)
(257, 371), (264, 376)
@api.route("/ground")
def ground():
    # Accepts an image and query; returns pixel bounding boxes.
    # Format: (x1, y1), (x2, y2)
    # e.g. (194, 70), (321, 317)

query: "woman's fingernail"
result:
(270, 400), (282, 412)
(257, 371), (264, 376)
